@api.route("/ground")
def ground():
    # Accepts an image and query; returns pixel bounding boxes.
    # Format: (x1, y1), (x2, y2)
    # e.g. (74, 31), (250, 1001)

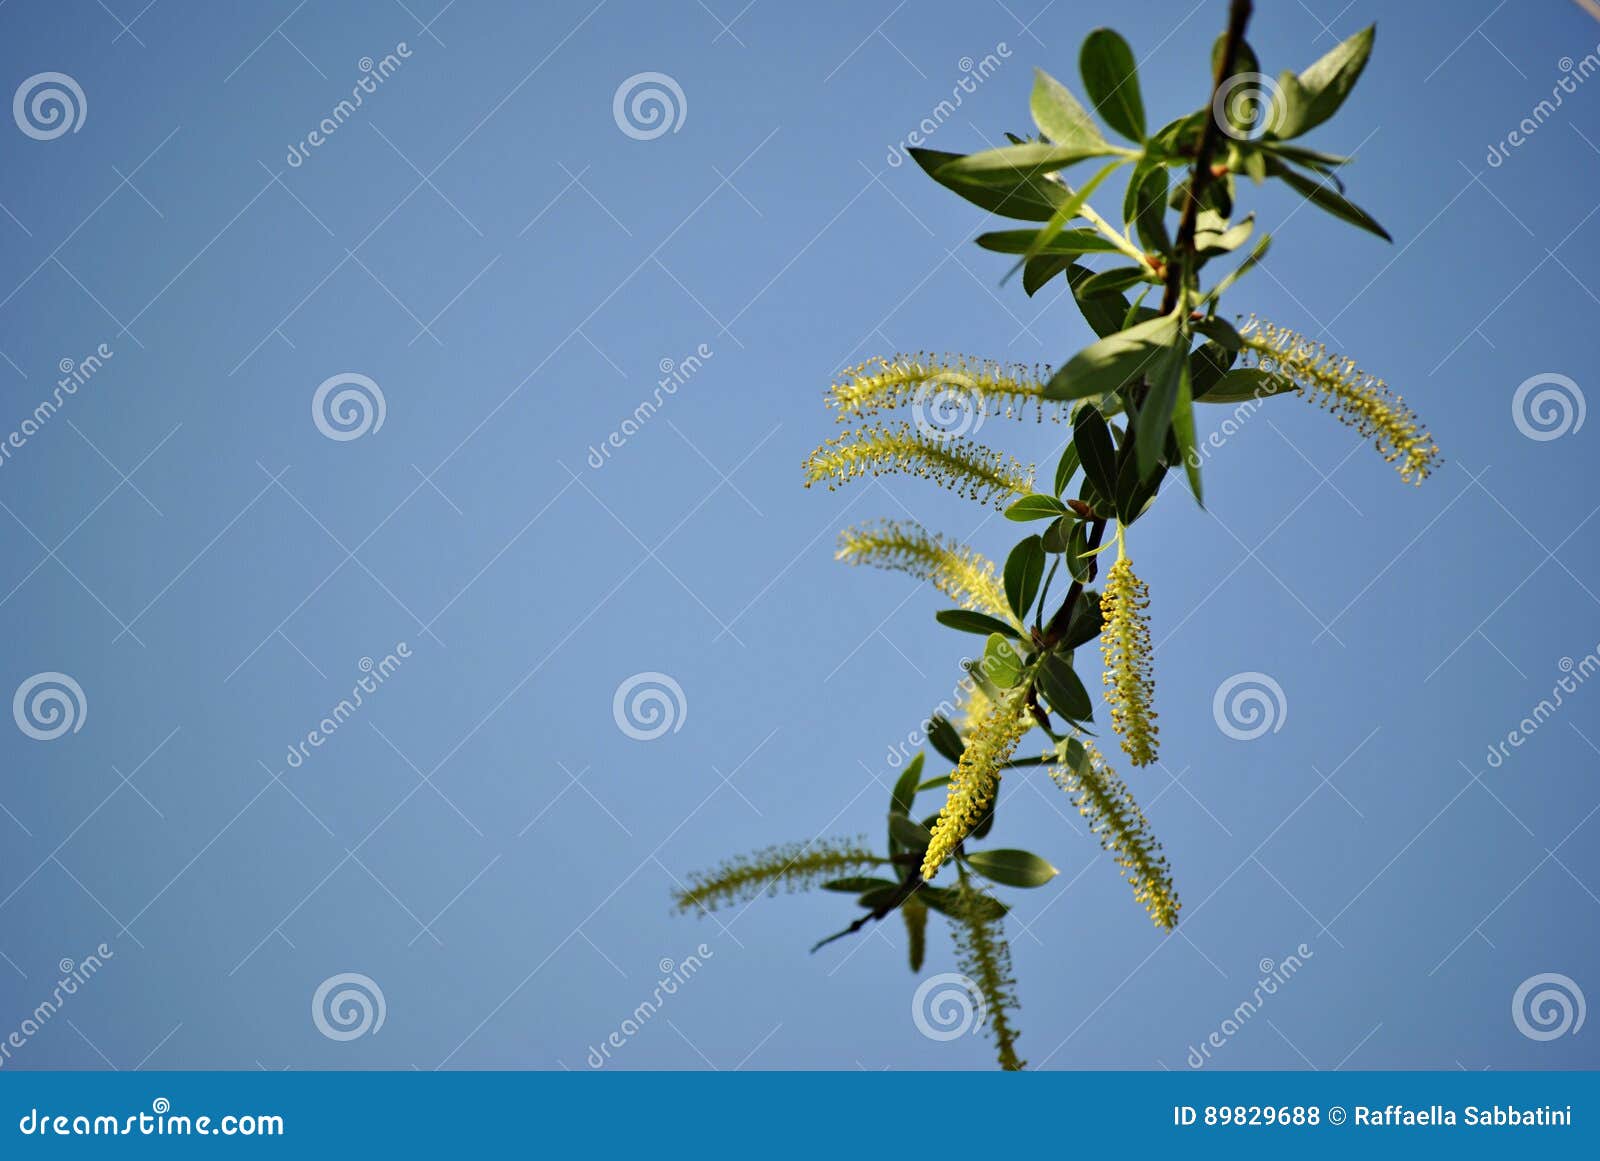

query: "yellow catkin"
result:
(949, 883), (1025, 1070)
(1051, 739), (1180, 930)
(1238, 315), (1439, 483)
(922, 684), (1032, 881)
(828, 353), (1054, 422)
(1100, 553), (1158, 767)
(804, 422), (1033, 508)
(836, 520), (1016, 625)
(672, 839), (882, 913)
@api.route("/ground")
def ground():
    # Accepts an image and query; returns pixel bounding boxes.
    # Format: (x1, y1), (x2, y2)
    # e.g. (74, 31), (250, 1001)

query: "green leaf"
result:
(916, 774), (952, 792)
(1267, 158), (1390, 241)
(1053, 443), (1081, 496)
(1076, 265), (1151, 299)
(966, 848), (1060, 888)
(1079, 28), (1145, 141)
(1013, 159), (1127, 273)
(1172, 356), (1203, 506)
(858, 886), (902, 910)
(1192, 315), (1243, 350)
(1044, 311), (1182, 401)
(890, 752), (925, 822)
(889, 814), (932, 851)
(1114, 436), (1165, 524)
(1023, 254), (1073, 296)
(919, 885), (1007, 920)
(1003, 536), (1047, 622)
(908, 147), (1067, 222)
(1060, 589), (1104, 650)
(1042, 514), (1074, 554)
(1265, 71), (1311, 139)
(1072, 406), (1117, 505)
(1130, 164), (1170, 254)
(1038, 652), (1092, 721)
(975, 228), (1122, 256)
(1290, 25), (1375, 138)
(1030, 68), (1112, 154)
(936, 608), (1021, 637)
(1204, 234), (1271, 302)
(927, 715), (965, 764)
(1195, 213), (1255, 256)
(938, 141), (1119, 184)
(1065, 518), (1093, 582)
(982, 632), (1024, 688)
(1212, 34), (1266, 138)
(822, 876), (898, 893)
(1134, 328), (1189, 478)
(1195, 367), (1296, 404)
(903, 895), (927, 972)
(1005, 493), (1070, 522)
(1189, 340), (1237, 399)
(1065, 264), (1135, 338)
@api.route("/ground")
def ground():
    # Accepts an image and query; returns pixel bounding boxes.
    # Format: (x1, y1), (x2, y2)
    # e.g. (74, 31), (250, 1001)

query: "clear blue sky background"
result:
(0, 0), (1596, 1070)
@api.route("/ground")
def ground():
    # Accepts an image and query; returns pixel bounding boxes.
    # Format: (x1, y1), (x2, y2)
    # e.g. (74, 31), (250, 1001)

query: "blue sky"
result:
(0, 0), (1596, 1070)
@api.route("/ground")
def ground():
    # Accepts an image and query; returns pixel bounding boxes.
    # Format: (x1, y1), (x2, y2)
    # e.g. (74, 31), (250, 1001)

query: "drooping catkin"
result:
(835, 520), (1015, 624)
(1100, 552), (1158, 767)
(1238, 315), (1438, 483)
(922, 683), (1032, 880)
(1051, 738), (1179, 930)
(804, 422), (1033, 508)
(828, 353), (1055, 422)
